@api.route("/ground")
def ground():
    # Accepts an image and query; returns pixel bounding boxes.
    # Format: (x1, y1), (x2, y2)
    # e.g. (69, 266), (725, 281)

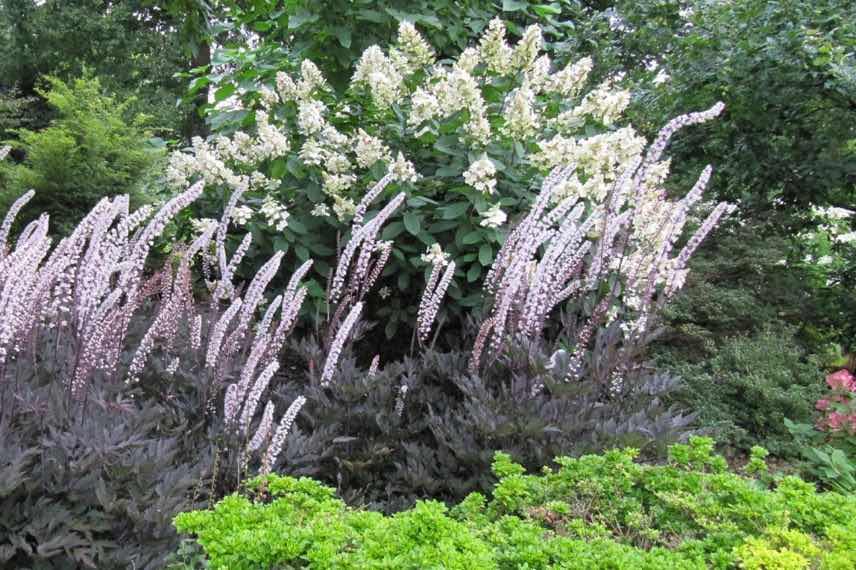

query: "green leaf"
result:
(382, 221), (405, 240)
(466, 264), (482, 282)
(286, 217), (307, 234)
(288, 9), (319, 29)
(273, 237), (289, 253)
(269, 158), (287, 179)
(213, 83), (236, 102)
(440, 202), (470, 220)
(295, 244), (310, 261)
(479, 244), (493, 266)
(334, 26), (352, 48)
(462, 230), (483, 245)
(403, 213), (422, 235)
(397, 272), (410, 291)
(435, 165), (461, 177)
(502, 0), (529, 12)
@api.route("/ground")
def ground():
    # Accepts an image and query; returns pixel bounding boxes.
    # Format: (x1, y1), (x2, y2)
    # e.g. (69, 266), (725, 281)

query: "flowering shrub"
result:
(816, 369), (856, 434)
(787, 368), (856, 494)
(172, 19), (731, 338)
(173, 437), (856, 569)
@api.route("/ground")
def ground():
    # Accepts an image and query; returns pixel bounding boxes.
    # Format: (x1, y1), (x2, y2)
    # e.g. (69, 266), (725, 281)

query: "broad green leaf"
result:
(269, 158), (287, 179)
(466, 264), (482, 282)
(479, 244), (493, 266)
(403, 213), (422, 235)
(462, 230), (483, 245)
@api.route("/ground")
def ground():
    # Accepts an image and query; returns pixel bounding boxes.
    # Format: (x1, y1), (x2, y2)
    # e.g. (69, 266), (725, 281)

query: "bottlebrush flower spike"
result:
(417, 260), (455, 344)
(239, 360), (280, 434)
(321, 301), (363, 387)
(261, 395), (306, 476)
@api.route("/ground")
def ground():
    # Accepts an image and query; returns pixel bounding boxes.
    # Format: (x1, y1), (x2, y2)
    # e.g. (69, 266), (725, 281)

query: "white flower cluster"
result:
(260, 197), (289, 231)
(556, 78), (631, 130)
(480, 204), (507, 228)
(420, 243), (450, 266)
(352, 129), (391, 168)
(463, 157), (497, 194)
(390, 21), (435, 73)
(231, 205), (253, 226)
(478, 18), (513, 75)
(389, 152), (420, 184)
(276, 60), (327, 102)
(353, 46), (405, 108)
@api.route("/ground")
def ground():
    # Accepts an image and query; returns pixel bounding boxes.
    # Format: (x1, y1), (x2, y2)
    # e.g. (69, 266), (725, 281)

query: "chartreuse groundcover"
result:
(174, 437), (856, 569)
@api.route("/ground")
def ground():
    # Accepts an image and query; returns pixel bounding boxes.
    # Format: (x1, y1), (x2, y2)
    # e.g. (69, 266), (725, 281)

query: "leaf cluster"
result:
(173, 437), (856, 569)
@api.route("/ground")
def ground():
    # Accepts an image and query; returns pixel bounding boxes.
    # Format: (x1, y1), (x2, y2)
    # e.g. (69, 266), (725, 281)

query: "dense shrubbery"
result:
(0, 76), (162, 233)
(664, 327), (823, 457)
(173, 437), (856, 569)
(171, 19), (731, 340)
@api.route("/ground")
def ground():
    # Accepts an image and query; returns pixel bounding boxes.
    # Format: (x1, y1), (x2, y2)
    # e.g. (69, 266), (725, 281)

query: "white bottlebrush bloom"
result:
(835, 231), (856, 244)
(463, 156), (497, 194)
(297, 100), (327, 135)
(298, 139), (331, 166)
(260, 196), (289, 231)
(478, 18), (513, 75)
(512, 24), (543, 71)
(0, 146), (10, 161)
(311, 203), (331, 217)
(389, 152), (420, 184)
(480, 204), (508, 228)
(531, 134), (578, 171)
(231, 205), (253, 226)
(813, 205), (854, 220)
(352, 45), (404, 107)
(352, 129), (391, 168)
(546, 57), (593, 97)
(420, 243), (450, 266)
(391, 21), (435, 73)
(502, 86), (539, 139)
(464, 110), (492, 146)
(324, 151), (352, 175)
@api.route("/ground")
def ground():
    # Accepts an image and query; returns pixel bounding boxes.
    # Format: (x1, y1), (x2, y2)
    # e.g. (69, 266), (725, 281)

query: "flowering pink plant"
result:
(816, 369), (856, 434)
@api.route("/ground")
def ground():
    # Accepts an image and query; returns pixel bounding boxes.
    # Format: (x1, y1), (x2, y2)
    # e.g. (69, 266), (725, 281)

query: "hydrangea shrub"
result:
(170, 19), (728, 337)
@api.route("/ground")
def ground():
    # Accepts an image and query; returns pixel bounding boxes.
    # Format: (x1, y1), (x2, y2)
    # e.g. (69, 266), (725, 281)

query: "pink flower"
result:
(826, 369), (855, 392)
(816, 398), (831, 411)
(825, 412), (846, 431)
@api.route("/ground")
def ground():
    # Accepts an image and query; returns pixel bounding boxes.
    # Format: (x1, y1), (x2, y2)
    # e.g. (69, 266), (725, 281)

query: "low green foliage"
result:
(174, 437), (856, 569)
